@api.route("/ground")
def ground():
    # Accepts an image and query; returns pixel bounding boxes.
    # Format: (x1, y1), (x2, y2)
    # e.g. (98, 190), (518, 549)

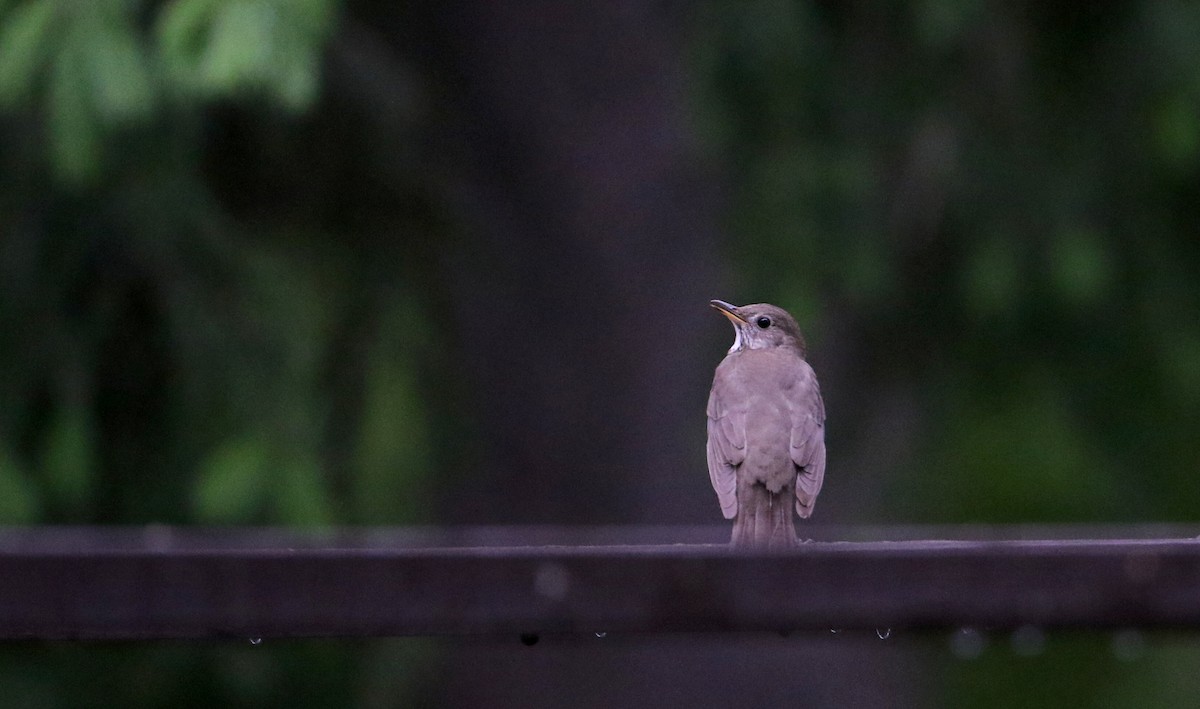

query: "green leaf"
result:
(1049, 226), (1112, 308)
(200, 0), (276, 94)
(1159, 327), (1200, 401)
(273, 49), (319, 110)
(155, 0), (332, 109)
(289, 0), (337, 37)
(193, 437), (270, 523)
(913, 0), (982, 49)
(41, 404), (95, 511)
(156, 0), (222, 88)
(83, 10), (155, 122)
(961, 233), (1023, 320)
(47, 44), (101, 181)
(274, 456), (331, 525)
(354, 309), (432, 524)
(843, 235), (893, 307)
(0, 0), (60, 105)
(1153, 94), (1200, 172)
(927, 377), (1117, 522)
(0, 448), (40, 523)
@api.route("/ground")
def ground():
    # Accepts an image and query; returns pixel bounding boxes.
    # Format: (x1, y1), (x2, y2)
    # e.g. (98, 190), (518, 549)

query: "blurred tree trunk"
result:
(414, 1), (722, 525)
(378, 2), (929, 706)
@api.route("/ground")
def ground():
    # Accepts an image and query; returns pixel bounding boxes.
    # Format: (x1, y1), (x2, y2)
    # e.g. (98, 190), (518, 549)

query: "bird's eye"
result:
(756, 316), (771, 329)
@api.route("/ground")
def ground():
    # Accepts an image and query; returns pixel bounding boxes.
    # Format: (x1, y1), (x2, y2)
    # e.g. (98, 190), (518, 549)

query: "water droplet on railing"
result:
(248, 637), (263, 646)
(950, 627), (986, 659)
(828, 628), (843, 634)
(876, 627), (892, 640)
(520, 633), (540, 647)
(1010, 625), (1046, 657)
(1111, 629), (1146, 662)
(594, 631), (607, 639)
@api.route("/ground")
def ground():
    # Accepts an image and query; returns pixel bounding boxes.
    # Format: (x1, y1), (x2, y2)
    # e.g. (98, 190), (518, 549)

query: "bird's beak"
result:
(709, 299), (746, 324)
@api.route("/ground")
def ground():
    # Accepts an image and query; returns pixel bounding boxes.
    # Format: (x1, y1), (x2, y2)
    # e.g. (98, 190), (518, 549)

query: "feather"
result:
(706, 371), (744, 519)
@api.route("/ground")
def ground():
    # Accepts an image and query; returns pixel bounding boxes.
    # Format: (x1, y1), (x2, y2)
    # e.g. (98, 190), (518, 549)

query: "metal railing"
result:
(2, 526), (1198, 640)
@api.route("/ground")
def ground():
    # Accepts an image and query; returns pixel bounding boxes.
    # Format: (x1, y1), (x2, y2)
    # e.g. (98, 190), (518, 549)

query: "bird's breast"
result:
(719, 351), (808, 491)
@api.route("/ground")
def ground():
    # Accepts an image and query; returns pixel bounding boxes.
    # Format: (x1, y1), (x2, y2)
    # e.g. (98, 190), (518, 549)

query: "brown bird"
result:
(706, 300), (826, 548)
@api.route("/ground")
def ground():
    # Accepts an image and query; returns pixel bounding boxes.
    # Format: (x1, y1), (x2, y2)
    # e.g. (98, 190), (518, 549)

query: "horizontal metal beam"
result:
(1, 527), (1199, 639)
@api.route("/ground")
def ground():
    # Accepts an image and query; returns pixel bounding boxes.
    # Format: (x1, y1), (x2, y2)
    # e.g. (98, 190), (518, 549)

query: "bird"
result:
(706, 299), (826, 549)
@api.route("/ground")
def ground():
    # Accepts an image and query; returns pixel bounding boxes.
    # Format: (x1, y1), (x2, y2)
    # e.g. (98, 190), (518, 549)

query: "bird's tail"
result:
(731, 480), (797, 549)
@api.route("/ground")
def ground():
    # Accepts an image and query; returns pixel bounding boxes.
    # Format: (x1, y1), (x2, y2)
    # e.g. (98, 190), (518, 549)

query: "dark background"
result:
(1, 0), (1199, 706)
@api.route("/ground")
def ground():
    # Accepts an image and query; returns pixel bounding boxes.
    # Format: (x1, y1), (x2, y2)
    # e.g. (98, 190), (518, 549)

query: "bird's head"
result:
(710, 299), (808, 357)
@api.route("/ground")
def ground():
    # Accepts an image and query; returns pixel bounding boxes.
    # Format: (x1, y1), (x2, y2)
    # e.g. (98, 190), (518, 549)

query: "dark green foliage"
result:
(3, 0), (1200, 705)
(0, 1), (441, 703)
(692, 1), (1200, 706)
(0, 0), (436, 528)
(693, 0), (1200, 525)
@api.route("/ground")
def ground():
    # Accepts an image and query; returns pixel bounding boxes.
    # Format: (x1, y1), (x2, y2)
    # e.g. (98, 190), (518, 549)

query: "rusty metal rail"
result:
(1, 526), (1198, 640)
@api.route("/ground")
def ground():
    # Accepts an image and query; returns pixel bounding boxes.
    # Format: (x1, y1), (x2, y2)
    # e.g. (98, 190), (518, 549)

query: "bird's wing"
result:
(706, 368), (745, 520)
(790, 364), (826, 519)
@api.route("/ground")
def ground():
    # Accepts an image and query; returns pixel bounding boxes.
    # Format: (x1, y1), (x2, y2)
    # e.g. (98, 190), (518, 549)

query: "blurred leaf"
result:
(46, 43), (100, 181)
(944, 634), (1132, 709)
(156, 0), (221, 79)
(82, 7), (155, 122)
(201, 0), (275, 93)
(927, 376), (1119, 521)
(842, 235), (893, 307)
(777, 281), (821, 338)
(1049, 226), (1112, 307)
(913, 0), (982, 49)
(274, 456), (331, 525)
(0, 448), (39, 523)
(1159, 327), (1200, 402)
(355, 309), (432, 524)
(1101, 638), (1200, 708)
(961, 233), (1023, 320)
(156, 0), (333, 109)
(41, 404), (95, 511)
(0, 0), (59, 106)
(292, 0), (337, 35)
(1152, 94), (1200, 172)
(193, 436), (270, 523)
(273, 48), (319, 110)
